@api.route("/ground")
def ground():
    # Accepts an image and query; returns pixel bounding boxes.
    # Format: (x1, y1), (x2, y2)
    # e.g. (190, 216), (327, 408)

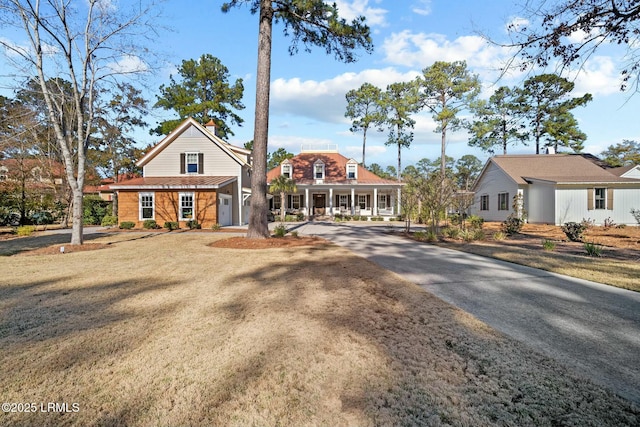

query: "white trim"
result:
(179, 192), (195, 221)
(139, 192), (155, 220)
(185, 152), (199, 174)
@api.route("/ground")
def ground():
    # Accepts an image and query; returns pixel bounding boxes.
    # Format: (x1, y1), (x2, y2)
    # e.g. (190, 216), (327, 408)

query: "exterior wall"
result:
(143, 125), (241, 177)
(621, 166), (640, 179)
(527, 182), (556, 223)
(117, 190), (219, 228)
(556, 185), (640, 225)
(472, 163), (518, 221)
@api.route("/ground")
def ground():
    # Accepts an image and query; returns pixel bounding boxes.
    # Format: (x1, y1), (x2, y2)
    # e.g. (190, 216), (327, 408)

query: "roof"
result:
(481, 154), (640, 186)
(609, 164), (639, 177)
(136, 117), (249, 168)
(109, 176), (236, 190)
(266, 152), (401, 185)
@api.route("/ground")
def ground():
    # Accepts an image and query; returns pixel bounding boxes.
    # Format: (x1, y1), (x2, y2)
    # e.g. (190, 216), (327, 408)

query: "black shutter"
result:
(180, 153), (185, 174)
(198, 153), (204, 174)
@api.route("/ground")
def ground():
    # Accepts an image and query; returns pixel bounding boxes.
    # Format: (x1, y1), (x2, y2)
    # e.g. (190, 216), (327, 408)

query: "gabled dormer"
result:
(346, 159), (358, 180)
(281, 159), (293, 178)
(313, 159), (325, 182)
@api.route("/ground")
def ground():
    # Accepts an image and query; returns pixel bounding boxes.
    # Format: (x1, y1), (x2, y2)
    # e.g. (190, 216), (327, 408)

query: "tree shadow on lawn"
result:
(0, 232), (109, 256)
(220, 245), (639, 426)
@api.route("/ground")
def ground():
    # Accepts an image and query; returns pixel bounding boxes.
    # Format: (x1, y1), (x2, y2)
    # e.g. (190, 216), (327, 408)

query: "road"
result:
(296, 221), (640, 405)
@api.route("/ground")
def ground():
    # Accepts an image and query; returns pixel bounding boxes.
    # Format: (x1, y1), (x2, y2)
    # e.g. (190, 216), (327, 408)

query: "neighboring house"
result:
(110, 118), (252, 228)
(266, 146), (403, 219)
(471, 154), (640, 225)
(84, 173), (140, 202)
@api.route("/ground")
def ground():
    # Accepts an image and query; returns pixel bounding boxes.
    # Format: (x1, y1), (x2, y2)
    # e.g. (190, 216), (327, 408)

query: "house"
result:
(471, 154), (640, 225)
(110, 118), (252, 228)
(84, 173), (140, 202)
(266, 146), (403, 219)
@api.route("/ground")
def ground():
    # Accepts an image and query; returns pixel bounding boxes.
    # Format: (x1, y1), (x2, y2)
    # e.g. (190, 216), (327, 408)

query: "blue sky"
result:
(2, 0), (639, 170)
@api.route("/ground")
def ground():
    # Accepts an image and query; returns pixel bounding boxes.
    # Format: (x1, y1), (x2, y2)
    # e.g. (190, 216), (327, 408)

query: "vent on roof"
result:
(204, 120), (217, 137)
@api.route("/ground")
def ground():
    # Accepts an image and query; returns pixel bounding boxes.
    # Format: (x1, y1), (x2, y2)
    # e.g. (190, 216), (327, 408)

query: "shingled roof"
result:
(266, 152), (400, 185)
(486, 154), (640, 185)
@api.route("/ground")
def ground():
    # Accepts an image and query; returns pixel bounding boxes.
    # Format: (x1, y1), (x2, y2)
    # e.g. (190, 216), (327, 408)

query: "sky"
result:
(1, 0), (639, 170)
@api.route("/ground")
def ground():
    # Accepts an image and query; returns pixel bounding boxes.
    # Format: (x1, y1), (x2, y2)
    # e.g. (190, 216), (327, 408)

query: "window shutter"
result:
(607, 188), (614, 210)
(180, 153), (186, 174)
(335, 195), (339, 206)
(300, 195), (304, 208)
(587, 187), (593, 210)
(367, 195), (371, 208)
(198, 153), (204, 174)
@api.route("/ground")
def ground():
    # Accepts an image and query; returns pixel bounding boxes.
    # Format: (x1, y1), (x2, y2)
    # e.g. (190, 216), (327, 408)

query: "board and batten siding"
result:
(472, 162), (518, 221)
(144, 125), (241, 177)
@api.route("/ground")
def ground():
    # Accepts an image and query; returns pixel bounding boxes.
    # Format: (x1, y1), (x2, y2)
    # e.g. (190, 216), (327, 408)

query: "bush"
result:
(584, 241), (603, 257)
(501, 214), (524, 235)
(211, 223), (222, 231)
(101, 215), (118, 227)
(468, 215), (484, 230)
(186, 220), (201, 229)
(296, 212), (305, 221)
(603, 217), (615, 229)
(542, 239), (556, 251)
(291, 230), (299, 238)
(29, 211), (54, 225)
(460, 229), (474, 242)
(284, 215), (299, 222)
(163, 221), (179, 231)
(273, 224), (287, 237)
(562, 221), (587, 242)
(83, 196), (110, 225)
(16, 225), (36, 236)
(631, 208), (640, 225)
(473, 229), (486, 241)
(143, 219), (158, 229)
(119, 221), (135, 230)
(449, 213), (462, 226)
(492, 231), (506, 241)
(443, 227), (460, 239)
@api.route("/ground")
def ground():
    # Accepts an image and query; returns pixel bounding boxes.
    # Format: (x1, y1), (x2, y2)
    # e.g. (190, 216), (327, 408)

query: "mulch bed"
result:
(209, 235), (329, 249)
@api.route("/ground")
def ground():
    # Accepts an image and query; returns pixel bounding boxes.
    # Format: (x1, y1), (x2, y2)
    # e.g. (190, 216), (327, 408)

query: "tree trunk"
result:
(70, 187), (84, 245)
(280, 190), (286, 222)
(247, 0), (273, 239)
(362, 127), (367, 167)
(440, 128), (446, 176)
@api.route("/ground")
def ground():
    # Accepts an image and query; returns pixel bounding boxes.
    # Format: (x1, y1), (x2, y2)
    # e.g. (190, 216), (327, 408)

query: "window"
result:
(594, 188), (606, 209)
(358, 195), (368, 209)
(314, 161), (325, 179)
(498, 192), (509, 211)
(347, 163), (357, 179)
(480, 195), (489, 211)
(186, 153), (198, 173)
(291, 195), (301, 210)
(139, 192), (154, 220)
(378, 194), (388, 209)
(272, 195), (281, 210)
(282, 163), (292, 178)
(339, 194), (349, 208)
(180, 192), (194, 220)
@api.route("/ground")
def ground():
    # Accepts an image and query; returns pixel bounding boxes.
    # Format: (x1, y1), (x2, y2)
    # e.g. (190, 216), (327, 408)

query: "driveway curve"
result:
(297, 222), (640, 405)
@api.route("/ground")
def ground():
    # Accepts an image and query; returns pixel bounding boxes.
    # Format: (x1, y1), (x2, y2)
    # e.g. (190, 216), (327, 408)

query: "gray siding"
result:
(528, 182), (556, 223)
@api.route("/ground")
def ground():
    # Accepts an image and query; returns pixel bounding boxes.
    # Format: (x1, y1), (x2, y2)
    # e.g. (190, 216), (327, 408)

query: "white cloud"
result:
(107, 55), (148, 74)
(270, 67), (420, 123)
(569, 56), (622, 97)
(343, 144), (387, 158)
(269, 135), (334, 151)
(412, 0), (432, 16)
(334, 0), (388, 27)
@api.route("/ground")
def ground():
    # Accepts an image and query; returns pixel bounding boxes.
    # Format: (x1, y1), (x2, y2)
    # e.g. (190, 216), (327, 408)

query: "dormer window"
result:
(314, 160), (325, 180)
(281, 161), (292, 178)
(346, 161), (357, 179)
(181, 152), (203, 174)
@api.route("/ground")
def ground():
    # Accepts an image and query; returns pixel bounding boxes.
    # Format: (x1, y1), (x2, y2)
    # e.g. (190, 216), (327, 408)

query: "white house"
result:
(471, 154), (640, 225)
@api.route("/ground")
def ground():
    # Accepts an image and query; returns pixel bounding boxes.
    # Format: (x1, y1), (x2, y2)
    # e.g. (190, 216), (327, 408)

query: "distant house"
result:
(110, 118), (251, 228)
(266, 146), (403, 219)
(471, 154), (640, 225)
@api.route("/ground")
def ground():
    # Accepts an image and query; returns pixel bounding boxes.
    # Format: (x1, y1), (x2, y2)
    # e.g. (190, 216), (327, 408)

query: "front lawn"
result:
(0, 233), (637, 426)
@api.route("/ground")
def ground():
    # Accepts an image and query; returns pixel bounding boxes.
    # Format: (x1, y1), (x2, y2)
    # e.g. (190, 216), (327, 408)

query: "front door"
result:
(313, 194), (326, 215)
(219, 195), (232, 226)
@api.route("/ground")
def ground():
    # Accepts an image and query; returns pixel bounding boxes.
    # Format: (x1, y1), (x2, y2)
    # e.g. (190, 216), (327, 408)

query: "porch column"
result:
(350, 187), (355, 215)
(329, 188), (333, 215)
(305, 188), (310, 219)
(397, 187), (401, 216)
(374, 187), (378, 216)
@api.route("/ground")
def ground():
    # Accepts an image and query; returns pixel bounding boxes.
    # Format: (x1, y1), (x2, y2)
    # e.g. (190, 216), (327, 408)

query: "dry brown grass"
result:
(1, 233), (638, 426)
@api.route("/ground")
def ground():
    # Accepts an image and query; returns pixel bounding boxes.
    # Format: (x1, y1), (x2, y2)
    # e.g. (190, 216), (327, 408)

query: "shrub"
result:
(603, 217), (615, 229)
(119, 221), (135, 230)
(186, 220), (201, 230)
(296, 212), (305, 221)
(473, 229), (486, 241)
(449, 213), (462, 226)
(468, 215), (484, 230)
(101, 215), (118, 227)
(460, 229), (474, 242)
(492, 231), (506, 241)
(443, 227), (460, 239)
(211, 223), (222, 231)
(631, 208), (640, 225)
(143, 219), (158, 229)
(291, 230), (299, 238)
(163, 221), (179, 231)
(501, 214), (524, 235)
(413, 230), (436, 241)
(30, 211), (54, 225)
(584, 241), (603, 257)
(542, 239), (556, 251)
(83, 196), (110, 225)
(273, 224), (287, 237)
(16, 225), (36, 236)
(562, 221), (587, 242)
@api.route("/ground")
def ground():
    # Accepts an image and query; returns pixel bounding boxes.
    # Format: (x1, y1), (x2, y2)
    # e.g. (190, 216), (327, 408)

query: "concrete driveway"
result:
(296, 221), (640, 405)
